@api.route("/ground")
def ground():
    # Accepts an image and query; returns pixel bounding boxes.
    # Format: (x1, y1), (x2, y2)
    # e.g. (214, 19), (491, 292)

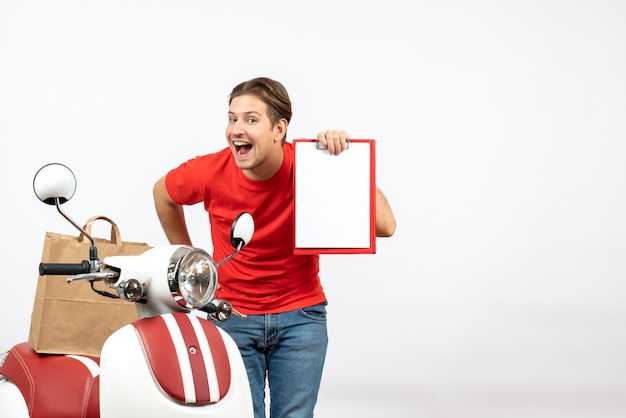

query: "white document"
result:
(294, 139), (375, 253)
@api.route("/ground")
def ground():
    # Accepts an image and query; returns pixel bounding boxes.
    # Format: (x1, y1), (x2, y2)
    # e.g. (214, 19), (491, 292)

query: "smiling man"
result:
(153, 77), (396, 418)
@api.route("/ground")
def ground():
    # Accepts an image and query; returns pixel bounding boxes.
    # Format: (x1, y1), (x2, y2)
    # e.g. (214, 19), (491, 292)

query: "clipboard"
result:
(293, 139), (376, 254)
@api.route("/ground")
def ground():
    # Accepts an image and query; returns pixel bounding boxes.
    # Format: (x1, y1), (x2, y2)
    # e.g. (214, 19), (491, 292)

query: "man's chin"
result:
(234, 158), (254, 170)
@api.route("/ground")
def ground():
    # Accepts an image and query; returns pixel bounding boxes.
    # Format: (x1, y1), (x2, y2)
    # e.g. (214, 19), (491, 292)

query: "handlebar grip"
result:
(39, 260), (91, 276)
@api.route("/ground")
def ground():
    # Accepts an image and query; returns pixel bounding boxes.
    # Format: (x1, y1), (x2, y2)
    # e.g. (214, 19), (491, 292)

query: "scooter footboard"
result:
(100, 312), (253, 417)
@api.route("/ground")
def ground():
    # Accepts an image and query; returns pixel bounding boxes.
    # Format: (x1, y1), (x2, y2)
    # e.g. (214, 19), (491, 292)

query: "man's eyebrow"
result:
(228, 110), (262, 116)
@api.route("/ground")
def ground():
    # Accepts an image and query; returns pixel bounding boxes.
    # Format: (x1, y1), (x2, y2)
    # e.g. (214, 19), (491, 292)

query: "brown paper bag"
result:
(28, 215), (151, 357)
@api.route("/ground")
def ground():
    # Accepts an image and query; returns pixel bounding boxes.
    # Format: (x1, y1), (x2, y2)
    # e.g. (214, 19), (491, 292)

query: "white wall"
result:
(1, 1), (626, 417)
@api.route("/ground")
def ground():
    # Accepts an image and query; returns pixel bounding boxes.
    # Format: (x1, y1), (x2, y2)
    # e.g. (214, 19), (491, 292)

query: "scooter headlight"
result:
(168, 247), (218, 309)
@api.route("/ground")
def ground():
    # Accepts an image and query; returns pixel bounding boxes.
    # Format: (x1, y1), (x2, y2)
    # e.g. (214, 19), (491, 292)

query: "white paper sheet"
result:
(294, 140), (374, 252)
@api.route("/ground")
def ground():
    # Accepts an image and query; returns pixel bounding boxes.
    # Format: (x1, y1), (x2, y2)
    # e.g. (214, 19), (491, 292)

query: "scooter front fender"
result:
(100, 312), (253, 418)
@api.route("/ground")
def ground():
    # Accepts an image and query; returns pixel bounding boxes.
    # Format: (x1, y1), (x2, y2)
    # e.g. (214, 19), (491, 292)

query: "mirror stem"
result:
(215, 241), (244, 269)
(55, 198), (98, 261)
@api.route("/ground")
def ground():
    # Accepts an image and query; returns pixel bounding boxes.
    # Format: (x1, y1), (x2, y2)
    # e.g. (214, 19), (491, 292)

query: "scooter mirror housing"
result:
(214, 212), (255, 270)
(33, 163), (100, 266)
(33, 163), (76, 205)
(231, 212), (254, 250)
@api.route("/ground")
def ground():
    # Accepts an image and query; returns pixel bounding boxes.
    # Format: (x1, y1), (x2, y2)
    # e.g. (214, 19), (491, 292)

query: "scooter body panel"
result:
(100, 313), (253, 418)
(0, 376), (29, 418)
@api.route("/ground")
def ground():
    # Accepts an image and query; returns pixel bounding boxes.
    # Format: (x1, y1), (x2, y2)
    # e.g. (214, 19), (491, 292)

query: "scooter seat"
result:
(0, 342), (100, 418)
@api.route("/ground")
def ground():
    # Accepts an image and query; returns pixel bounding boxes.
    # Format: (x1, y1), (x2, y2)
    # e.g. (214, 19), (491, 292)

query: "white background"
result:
(1, 1), (625, 417)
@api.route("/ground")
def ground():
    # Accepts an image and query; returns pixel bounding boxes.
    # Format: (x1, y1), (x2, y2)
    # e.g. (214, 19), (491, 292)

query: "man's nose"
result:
(231, 119), (245, 134)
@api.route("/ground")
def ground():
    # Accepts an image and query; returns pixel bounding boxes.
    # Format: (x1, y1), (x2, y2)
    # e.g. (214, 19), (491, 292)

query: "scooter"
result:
(0, 163), (254, 417)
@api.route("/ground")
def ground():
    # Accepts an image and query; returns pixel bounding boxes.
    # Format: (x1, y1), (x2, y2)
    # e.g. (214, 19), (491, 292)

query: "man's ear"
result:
(274, 118), (288, 143)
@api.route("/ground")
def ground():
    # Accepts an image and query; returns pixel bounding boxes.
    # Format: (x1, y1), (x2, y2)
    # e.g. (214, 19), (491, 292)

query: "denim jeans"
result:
(214, 303), (329, 418)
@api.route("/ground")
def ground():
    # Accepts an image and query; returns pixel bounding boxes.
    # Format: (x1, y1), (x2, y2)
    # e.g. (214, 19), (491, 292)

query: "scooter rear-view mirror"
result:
(33, 162), (77, 205)
(231, 212), (254, 250)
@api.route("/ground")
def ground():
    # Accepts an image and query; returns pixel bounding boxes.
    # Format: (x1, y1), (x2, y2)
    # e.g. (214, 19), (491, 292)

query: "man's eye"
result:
(229, 117), (237, 123)
(247, 118), (257, 123)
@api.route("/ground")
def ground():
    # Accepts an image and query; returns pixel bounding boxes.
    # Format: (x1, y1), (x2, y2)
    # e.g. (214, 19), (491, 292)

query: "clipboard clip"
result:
(315, 140), (349, 150)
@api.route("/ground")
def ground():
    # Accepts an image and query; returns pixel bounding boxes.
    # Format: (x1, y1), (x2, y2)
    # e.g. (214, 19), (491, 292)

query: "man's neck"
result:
(243, 147), (285, 181)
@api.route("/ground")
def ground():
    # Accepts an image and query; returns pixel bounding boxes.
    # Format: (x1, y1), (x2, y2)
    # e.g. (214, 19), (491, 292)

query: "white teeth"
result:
(233, 141), (250, 146)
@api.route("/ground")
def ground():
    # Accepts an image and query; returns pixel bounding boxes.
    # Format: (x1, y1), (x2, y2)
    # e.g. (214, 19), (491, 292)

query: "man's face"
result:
(226, 94), (285, 180)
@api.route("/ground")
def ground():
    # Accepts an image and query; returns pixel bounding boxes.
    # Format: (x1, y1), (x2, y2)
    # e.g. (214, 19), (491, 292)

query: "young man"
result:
(153, 77), (396, 418)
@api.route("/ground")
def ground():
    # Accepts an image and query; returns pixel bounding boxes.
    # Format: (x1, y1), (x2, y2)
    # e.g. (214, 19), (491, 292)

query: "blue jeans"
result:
(214, 303), (329, 418)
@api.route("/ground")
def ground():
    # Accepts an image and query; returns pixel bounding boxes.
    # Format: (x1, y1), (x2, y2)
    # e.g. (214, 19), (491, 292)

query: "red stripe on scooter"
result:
(171, 314), (211, 403)
(134, 313), (231, 404)
(133, 316), (185, 402)
(198, 319), (231, 399)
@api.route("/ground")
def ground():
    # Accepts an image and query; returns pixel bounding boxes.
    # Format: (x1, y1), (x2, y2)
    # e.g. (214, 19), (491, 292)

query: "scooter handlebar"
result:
(39, 260), (91, 276)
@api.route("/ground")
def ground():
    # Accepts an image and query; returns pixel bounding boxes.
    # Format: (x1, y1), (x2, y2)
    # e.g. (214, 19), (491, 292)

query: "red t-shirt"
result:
(165, 142), (325, 314)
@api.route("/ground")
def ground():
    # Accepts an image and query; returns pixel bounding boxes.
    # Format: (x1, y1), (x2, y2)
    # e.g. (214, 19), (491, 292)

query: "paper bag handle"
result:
(78, 215), (122, 245)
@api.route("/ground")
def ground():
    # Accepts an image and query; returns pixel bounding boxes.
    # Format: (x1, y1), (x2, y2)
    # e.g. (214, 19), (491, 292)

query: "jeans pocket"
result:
(299, 303), (327, 322)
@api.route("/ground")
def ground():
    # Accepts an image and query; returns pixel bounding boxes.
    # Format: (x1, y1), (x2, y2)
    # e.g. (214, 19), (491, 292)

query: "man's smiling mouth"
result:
(233, 141), (252, 155)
